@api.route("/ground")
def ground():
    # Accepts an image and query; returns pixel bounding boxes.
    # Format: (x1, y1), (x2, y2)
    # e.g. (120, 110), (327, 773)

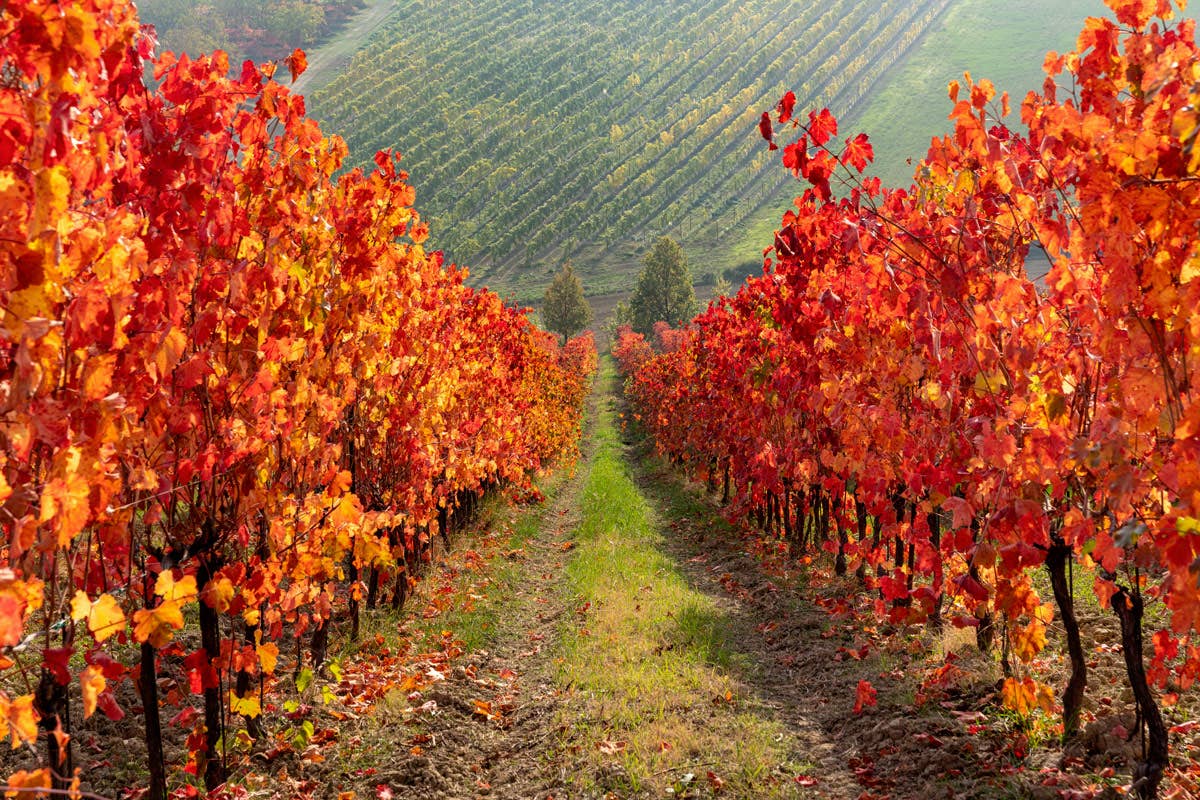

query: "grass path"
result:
(550, 363), (862, 798)
(325, 363), (863, 799)
(309, 372), (602, 800)
(549, 364), (1171, 799)
(290, 0), (400, 98)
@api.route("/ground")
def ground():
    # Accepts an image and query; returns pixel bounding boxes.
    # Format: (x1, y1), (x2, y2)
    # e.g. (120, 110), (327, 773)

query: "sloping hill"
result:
(297, 0), (1123, 304)
(303, 0), (956, 300)
(849, 0), (1108, 189)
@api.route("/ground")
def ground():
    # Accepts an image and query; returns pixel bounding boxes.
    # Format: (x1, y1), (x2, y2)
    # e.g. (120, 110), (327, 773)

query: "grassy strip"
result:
(344, 456), (578, 668)
(556, 364), (806, 797)
(413, 475), (568, 654)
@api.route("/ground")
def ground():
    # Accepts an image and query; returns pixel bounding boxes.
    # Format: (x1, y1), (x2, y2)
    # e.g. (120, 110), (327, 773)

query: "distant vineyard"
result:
(307, 0), (953, 289)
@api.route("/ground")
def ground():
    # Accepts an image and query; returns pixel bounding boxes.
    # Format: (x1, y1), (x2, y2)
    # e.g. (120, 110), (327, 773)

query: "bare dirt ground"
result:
(364, 467), (589, 800)
(298, 394), (603, 800)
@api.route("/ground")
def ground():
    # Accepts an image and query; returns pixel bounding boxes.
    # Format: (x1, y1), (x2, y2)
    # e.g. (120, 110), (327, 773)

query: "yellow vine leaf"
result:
(0, 573), (43, 648)
(71, 591), (126, 643)
(81, 353), (117, 400)
(69, 590), (90, 623)
(1001, 676), (1056, 716)
(229, 691), (261, 719)
(80, 666), (106, 719)
(0, 694), (38, 748)
(88, 593), (126, 642)
(3, 767), (50, 793)
(1010, 619), (1048, 662)
(132, 602), (184, 649)
(201, 576), (235, 613)
(39, 447), (91, 547)
(31, 166), (69, 237)
(155, 572), (197, 605)
(256, 641), (279, 674)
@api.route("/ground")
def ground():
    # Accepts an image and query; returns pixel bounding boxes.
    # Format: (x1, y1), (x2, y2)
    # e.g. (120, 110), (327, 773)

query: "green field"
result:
(848, 0), (1108, 188)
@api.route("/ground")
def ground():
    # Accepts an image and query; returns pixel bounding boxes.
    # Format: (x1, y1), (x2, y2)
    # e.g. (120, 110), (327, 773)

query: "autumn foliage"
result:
(621, 0), (1199, 795)
(0, 0), (594, 795)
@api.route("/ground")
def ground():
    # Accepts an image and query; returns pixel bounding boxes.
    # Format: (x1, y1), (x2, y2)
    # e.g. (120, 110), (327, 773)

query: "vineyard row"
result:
(0, 3), (597, 797)
(616, 3), (1200, 796)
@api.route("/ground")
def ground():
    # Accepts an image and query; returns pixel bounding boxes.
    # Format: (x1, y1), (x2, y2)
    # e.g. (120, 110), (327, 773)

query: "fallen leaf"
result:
(706, 771), (726, 793)
(596, 739), (627, 755)
(854, 680), (877, 714)
(473, 699), (498, 720)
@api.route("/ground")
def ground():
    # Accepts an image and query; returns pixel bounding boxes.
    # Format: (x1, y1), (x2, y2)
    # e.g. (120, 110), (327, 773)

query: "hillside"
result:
(142, 0), (1120, 305)
(303, 0), (958, 301)
(849, 0), (1108, 189)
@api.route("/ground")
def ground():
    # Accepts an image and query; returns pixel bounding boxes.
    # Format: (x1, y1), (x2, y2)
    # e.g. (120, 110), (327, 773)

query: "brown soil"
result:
(291, 393), (601, 800)
(357, 473), (588, 800)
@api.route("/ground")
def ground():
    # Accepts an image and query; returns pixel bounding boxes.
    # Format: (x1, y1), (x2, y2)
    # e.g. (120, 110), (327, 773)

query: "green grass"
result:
(554, 361), (805, 796)
(439, 499), (549, 651)
(407, 475), (567, 653)
(847, 0), (1108, 188)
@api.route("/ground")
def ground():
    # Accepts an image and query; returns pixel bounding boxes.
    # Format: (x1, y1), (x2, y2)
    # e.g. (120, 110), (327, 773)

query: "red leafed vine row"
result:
(619, 1), (1199, 796)
(0, 1), (595, 796)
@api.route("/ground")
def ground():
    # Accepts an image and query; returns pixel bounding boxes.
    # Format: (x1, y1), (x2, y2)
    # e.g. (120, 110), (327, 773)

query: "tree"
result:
(264, 0), (326, 45)
(629, 235), (697, 336)
(542, 261), (592, 342)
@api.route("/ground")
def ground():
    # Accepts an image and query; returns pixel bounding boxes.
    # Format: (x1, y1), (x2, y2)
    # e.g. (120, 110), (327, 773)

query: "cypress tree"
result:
(629, 235), (697, 336)
(542, 261), (592, 342)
